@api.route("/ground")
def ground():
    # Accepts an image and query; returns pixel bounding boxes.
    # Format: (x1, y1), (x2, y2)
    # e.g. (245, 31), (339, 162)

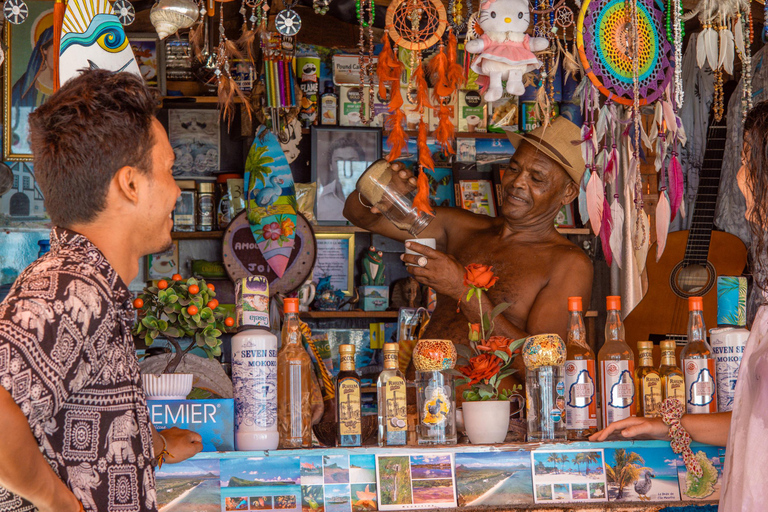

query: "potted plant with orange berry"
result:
(132, 274), (234, 399)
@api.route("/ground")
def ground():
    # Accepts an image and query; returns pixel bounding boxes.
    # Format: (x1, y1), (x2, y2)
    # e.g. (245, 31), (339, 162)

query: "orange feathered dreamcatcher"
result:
(378, 0), (461, 216)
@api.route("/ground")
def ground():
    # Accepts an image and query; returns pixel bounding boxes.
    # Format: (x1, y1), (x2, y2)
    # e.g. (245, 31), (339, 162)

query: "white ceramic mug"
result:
(404, 238), (437, 266)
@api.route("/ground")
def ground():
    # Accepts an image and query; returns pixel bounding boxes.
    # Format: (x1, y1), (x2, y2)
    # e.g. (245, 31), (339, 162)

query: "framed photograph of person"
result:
(168, 109), (221, 177)
(311, 126), (382, 224)
(3, 0), (57, 161)
(126, 33), (166, 95)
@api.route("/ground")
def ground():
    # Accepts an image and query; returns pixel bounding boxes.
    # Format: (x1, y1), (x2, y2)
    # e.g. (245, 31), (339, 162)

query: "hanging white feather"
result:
(609, 197), (625, 269)
(734, 16), (745, 58)
(596, 105), (609, 143)
(579, 170), (590, 225)
(656, 191), (671, 261)
(641, 121), (653, 151)
(705, 26), (719, 71)
(627, 156), (639, 186)
(697, 29), (708, 68)
(633, 208), (651, 273)
(662, 100), (677, 138)
(586, 173), (604, 235)
(719, 28), (734, 75)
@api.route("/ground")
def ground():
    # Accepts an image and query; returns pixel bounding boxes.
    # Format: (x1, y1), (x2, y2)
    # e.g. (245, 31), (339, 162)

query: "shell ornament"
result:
(522, 333), (566, 370)
(275, 9), (301, 36)
(149, 0), (198, 40)
(113, 0), (136, 26)
(4, 0), (29, 25)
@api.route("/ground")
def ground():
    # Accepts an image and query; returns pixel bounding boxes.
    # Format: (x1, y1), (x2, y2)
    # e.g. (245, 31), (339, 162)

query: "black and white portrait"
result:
(311, 127), (381, 223)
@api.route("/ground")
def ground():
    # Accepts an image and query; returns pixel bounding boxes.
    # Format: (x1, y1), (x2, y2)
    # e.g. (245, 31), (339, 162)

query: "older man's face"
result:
(500, 140), (575, 222)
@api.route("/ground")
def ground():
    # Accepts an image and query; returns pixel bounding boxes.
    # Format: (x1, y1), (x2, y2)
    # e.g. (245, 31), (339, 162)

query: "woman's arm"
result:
(589, 411), (731, 447)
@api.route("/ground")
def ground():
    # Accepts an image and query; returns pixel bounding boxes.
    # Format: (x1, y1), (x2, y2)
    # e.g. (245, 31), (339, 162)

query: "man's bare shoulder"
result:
(549, 235), (593, 274)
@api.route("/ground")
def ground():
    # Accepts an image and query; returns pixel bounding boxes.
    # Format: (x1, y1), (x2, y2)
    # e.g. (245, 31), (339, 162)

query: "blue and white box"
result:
(360, 285), (389, 311)
(148, 399), (235, 452)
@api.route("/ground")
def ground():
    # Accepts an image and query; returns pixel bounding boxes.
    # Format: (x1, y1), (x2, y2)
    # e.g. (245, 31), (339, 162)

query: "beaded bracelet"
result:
(660, 398), (702, 478)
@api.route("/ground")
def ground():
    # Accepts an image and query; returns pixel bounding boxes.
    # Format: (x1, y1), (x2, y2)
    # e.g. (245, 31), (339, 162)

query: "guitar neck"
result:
(683, 123), (728, 265)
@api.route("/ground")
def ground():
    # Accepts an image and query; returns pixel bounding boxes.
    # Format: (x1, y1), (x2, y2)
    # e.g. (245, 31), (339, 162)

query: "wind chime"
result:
(576, 0), (677, 268)
(377, 0), (450, 215)
(688, 0), (752, 121)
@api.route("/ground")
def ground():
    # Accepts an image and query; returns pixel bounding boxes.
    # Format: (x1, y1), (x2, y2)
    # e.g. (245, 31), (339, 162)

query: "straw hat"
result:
(505, 116), (586, 184)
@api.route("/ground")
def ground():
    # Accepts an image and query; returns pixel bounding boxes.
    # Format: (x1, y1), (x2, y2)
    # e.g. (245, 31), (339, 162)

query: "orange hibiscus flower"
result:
(281, 218), (295, 236)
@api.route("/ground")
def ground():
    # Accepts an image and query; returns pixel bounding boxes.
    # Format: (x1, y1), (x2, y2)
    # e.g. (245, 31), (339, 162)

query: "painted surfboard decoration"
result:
(58, 0), (140, 87)
(243, 126), (299, 279)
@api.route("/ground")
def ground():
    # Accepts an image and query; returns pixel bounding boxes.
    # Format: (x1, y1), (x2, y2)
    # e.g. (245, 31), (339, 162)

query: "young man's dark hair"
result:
(28, 69), (158, 227)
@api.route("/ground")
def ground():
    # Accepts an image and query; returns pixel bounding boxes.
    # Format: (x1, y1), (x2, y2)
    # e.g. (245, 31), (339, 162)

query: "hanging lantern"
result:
(150, 0), (199, 40)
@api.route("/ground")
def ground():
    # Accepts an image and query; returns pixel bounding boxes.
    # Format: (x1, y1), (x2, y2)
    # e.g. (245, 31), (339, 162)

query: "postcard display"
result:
(156, 440), (723, 511)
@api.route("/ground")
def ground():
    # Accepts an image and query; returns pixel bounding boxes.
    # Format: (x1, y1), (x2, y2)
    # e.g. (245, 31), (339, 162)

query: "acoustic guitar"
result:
(623, 122), (747, 346)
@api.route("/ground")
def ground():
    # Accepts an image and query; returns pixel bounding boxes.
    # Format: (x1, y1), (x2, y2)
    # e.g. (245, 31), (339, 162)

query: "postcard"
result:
(325, 484), (351, 512)
(457, 139), (476, 163)
(156, 458), (220, 512)
(676, 446), (725, 502)
(459, 180), (496, 217)
(424, 167), (455, 208)
(301, 455), (324, 486)
(455, 451), (533, 507)
(220, 457), (301, 512)
(531, 449), (608, 504)
(603, 447), (681, 501)
(376, 453), (457, 510)
(324, 455), (350, 485)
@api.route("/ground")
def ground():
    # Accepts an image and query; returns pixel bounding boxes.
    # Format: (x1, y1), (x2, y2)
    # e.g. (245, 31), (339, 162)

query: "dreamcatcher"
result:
(378, 0), (449, 215)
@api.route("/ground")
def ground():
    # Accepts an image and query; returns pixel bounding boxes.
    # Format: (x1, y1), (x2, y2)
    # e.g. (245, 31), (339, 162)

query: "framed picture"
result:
(458, 180), (497, 217)
(146, 241), (179, 280)
(313, 233), (355, 296)
(555, 203), (576, 228)
(3, 0), (56, 161)
(311, 126), (382, 224)
(425, 167), (455, 208)
(0, 161), (49, 228)
(168, 109), (221, 177)
(126, 33), (166, 95)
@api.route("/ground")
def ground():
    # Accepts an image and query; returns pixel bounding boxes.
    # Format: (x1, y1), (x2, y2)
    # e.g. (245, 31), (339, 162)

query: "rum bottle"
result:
(598, 296), (636, 428)
(336, 344), (362, 446)
(659, 340), (685, 403)
(681, 297), (718, 413)
(564, 296), (597, 439)
(635, 341), (661, 418)
(277, 298), (313, 448)
(377, 343), (408, 446)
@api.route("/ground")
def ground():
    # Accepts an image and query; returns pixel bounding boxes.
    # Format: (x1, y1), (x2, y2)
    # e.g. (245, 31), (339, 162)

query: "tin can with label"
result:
(196, 181), (215, 231)
(297, 51), (320, 128)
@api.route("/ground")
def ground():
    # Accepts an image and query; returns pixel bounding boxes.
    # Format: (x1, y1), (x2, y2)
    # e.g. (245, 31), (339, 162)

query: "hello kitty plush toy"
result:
(465, 0), (549, 102)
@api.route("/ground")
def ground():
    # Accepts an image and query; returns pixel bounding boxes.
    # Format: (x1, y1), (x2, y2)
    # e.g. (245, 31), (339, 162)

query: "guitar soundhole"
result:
(669, 261), (716, 298)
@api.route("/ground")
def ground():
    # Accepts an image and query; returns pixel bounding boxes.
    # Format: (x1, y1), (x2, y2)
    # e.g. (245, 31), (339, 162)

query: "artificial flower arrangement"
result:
(455, 264), (524, 401)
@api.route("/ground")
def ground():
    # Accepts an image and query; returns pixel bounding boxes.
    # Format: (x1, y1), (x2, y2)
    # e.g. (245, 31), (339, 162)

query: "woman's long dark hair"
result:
(742, 101), (768, 292)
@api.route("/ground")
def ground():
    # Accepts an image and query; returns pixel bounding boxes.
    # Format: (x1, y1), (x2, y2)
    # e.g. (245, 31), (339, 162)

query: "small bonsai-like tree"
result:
(132, 275), (234, 374)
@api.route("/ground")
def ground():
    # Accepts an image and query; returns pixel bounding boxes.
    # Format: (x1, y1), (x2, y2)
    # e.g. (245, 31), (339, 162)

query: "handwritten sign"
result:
(313, 236), (352, 294)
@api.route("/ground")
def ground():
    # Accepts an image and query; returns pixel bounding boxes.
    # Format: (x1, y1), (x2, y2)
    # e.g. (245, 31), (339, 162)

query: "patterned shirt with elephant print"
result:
(0, 227), (157, 512)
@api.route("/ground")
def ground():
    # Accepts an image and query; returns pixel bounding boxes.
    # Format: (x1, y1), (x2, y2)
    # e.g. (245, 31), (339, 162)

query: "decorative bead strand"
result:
(672, 0), (683, 109)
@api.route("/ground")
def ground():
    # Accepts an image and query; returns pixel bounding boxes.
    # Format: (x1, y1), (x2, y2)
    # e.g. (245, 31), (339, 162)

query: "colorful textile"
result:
(661, 398), (702, 478)
(0, 227), (156, 512)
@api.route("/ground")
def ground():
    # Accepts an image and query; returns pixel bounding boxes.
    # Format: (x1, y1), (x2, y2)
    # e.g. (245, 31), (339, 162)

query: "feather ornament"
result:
(656, 191), (671, 261)
(236, 28), (257, 64)
(446, 31), (466, 91)
(600, 197), (613, 266)
(649, 103), (662, 143)
(579, 170), (591, 224)
(412, 64), (433, 113)
(414, 120), (435, 215)
(535, 84), (552, 129)
(697, 29), (707, 68)
(427, 46), (452, 98)
(580, 125), (594, 164)
(634, 208), (651, 273)
(385, 111), (407, 162)
(586, 172), (604, 235)
(434, 104), (456, 155)
(662, 99), (677, 139)
(189, 23), (205, 61)
(609, 197), (625, 268)
(734, 16), (745, 57)
(705, 25), (719, 71)
(668, 154), (684, 221)
(719, 27), (735, 75)
(604, 146), (618, 185)
(596, 105), (609, 142)
(627, 156), (639, 186)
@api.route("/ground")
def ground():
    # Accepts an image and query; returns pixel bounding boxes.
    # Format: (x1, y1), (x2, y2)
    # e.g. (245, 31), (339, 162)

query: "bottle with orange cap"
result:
(564, 297), (597, 439)
(277, 298), (313, 448)
(681, 296), (718, 414)
(598, 296), (637, 428)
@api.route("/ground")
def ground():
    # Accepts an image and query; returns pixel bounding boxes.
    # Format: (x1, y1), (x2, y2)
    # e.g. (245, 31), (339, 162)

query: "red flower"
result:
(464, 264), (499, 289)
(458, 353), (502, 385)
(263, 222), (281, 241)
(477, 336), (514, 357)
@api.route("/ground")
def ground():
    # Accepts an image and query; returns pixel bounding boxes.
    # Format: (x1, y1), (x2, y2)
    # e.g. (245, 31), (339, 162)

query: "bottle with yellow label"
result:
(336, 344), (362, 446)
(377, 343), (408, 446)
(635, 341), (662, 418)
(659, 340), (685, 403)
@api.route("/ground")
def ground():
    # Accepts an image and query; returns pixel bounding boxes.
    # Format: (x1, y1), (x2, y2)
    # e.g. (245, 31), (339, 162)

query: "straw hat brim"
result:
(504, 128), (583, 184)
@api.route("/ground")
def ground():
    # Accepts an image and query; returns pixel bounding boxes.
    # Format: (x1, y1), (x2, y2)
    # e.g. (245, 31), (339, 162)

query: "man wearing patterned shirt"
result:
(0, 71), (203, 512)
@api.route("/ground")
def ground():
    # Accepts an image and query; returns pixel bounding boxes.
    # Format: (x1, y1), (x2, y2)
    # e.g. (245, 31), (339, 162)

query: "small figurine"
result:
(465, 0), (549, 101)
(361, 246), (386, 286)
(391, 277), (422, 309)
(313, 276), (344, 311)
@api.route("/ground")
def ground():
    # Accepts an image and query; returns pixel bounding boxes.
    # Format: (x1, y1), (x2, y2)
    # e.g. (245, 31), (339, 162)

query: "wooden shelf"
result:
(314, 225), (371, 234)
(162, 96), (242, 104)
(299, 310), (400, 319)
(172, 231), (225, 240)
(557, 228), (591, 235)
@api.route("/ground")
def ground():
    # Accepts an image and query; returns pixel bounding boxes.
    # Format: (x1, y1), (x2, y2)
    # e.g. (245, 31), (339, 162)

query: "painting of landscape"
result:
(324, 455), (351, 484)
(455, 451), (533, 506)
(349, 455), (376, 483)
(376, 456), (412, 508)
(411, 479), (455, 504)
(155, 458), (220, 512)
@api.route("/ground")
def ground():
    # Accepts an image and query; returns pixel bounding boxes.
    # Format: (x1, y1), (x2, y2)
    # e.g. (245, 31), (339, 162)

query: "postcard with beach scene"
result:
(220, 457), (301, 512)
(603, 447), (681, 501)
(676, 446), (725, 502)
(376, 453), (457, 510)
(155, 458), (221, 512)
(455, 451), (533, 507)
(301, 456), (325, 486)
(531, 449), (608, 504)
